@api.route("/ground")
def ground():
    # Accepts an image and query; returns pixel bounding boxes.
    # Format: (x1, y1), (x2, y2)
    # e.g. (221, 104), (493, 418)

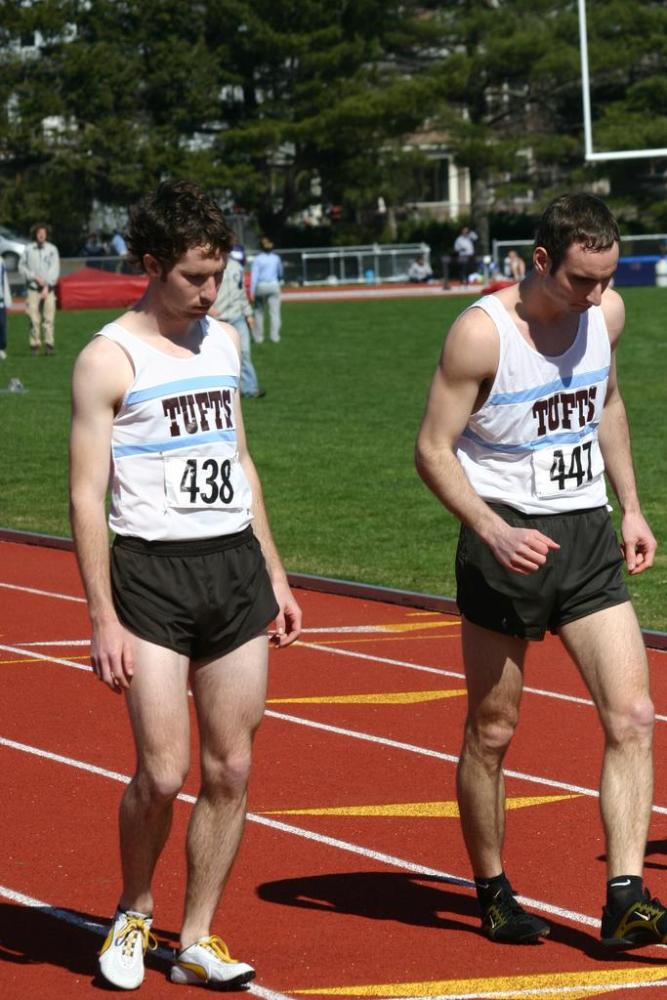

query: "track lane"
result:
(1, 539), (667, 1000)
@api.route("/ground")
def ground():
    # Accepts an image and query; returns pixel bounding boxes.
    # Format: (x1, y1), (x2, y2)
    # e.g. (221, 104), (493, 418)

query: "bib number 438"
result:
(179, 457), (234, 505)
(164, 453), (247, 510)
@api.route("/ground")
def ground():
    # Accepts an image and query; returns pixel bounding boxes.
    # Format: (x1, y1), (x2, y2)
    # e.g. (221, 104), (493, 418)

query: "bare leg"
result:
(560, 602), (654, 878)
(179, 634), (268, 948)
(118, 638), (191, 916)
(456, 619), (527, 877)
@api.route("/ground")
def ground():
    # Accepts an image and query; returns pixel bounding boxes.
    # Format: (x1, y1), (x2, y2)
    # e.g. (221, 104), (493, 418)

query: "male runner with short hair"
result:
(416, 193), (664, 949)
(69, 180), (301, 989)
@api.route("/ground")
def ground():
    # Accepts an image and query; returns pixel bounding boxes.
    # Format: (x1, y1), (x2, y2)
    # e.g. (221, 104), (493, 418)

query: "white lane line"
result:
(301, 642), (667, 723)
(0, 581), (85, 603)
(0, 883), (295, 1000)
(0, 643), (90, 671)
(19, 640), (90, 647)
(0, 736), (599, 930)
(3, 645), (667, 809)
(263, 711), (667, 814)
(5, 629), (667, 720)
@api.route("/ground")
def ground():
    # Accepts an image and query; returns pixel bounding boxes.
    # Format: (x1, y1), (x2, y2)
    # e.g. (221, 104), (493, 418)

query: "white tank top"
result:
(100, 318), (253, 541)
(456, 295), (611, 515)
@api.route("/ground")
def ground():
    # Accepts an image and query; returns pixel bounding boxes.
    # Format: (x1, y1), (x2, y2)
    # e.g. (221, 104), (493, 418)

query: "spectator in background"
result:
(19, 222), (60, 356)
(111, 228), (129, 273)
(453, 226), (478, 285)
(81, 232), (107, 258)
(507, 249), (526, 282)
(110, 228), (128, 257)
(211, 245), (265, 398)
(408, 254), (433, 283)
(250, 236), (283, 343)
(0, 254), (12, 360)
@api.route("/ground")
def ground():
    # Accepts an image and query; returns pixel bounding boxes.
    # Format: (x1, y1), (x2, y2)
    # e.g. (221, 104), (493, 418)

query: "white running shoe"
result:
(98, 908), (157, 989)
(170, 935), (255, 988)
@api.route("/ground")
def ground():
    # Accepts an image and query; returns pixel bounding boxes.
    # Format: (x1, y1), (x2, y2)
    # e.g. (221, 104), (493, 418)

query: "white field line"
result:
(263, 710), (667, 814)
(1, 580), (663, 719)
(300, 642), (667, 724)
(1, 888), (665, 1000)
(3, 641), (667, 811)
(0, 642), (90, 671)
(0, 581), (86, 603)
(0, 882), (294, 1000)
(9, 636), (667, 725)
(0, 735), (599, 930)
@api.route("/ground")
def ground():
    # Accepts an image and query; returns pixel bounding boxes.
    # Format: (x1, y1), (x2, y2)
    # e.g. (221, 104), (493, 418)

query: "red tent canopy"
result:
(56, 266), (148, 310)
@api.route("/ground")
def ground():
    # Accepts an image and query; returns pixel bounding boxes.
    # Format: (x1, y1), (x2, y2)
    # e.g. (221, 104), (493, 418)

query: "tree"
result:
(1, 0), (665, 251)
(0, 0), (448, 247)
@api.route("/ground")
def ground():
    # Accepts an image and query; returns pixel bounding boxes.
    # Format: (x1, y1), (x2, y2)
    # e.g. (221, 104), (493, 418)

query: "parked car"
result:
(0, 226), (29, 271)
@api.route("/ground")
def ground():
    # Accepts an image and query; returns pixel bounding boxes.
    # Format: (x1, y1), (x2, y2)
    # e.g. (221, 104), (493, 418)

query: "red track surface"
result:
(1, 539), (666, 999)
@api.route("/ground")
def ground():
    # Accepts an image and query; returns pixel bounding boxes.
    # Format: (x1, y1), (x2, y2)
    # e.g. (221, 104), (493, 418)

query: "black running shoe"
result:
(480, 885), (550, 944)
(601, 890), (667, 949)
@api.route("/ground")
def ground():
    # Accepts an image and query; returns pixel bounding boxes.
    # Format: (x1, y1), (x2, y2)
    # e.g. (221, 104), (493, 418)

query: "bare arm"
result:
(69, 337), (135, 689)
(415, 308), (559, 574)
(229, 332), (302, 646)
(599, 291), (656, 574)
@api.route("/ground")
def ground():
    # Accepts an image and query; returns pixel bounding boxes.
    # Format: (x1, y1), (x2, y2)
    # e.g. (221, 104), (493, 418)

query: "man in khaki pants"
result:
(19, 223), (60, 355)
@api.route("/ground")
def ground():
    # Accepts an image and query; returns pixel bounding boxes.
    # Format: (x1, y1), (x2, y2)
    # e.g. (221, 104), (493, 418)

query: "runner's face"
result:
(157, 246), (225, 318)
(540, 241), (619, 312)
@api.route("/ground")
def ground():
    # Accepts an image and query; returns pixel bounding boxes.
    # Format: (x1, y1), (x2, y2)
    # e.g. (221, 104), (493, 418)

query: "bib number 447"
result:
(532, 438), (603, 498)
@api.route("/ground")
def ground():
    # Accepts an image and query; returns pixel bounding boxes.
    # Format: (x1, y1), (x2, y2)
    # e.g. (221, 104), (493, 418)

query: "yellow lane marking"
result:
(267, 690), (466, 706)
(375, 621), (460, 633)
(293, 967), (667, 997)
(262, 794), (579, 818)
(297, 635), (459, 648)
(405, 611), (444, 617)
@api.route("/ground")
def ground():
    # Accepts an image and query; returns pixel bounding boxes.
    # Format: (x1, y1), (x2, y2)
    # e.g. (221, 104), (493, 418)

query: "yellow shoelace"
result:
(198, 936), (238, 963)
(117, 915), (158, 957)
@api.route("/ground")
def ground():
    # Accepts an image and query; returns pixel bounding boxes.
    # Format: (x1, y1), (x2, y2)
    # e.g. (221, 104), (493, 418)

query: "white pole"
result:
(578, 0), (595, 162)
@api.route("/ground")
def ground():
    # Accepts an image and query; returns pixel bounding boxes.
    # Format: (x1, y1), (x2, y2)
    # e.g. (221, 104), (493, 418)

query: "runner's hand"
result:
(489, 525), (560, 575)
(90, 619), (135, 693)
(269, 580), (302, 647)
(621, 510), (657, 575)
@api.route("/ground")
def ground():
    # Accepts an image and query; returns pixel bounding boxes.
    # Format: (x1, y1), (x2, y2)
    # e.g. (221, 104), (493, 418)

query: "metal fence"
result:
(7, 242), (433, 295)
(270, 242), (431, 286)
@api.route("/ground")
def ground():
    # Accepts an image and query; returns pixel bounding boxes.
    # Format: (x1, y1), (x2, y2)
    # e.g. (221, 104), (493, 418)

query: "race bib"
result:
(532, 439), (603, 499)
(164, 452), (249, 510)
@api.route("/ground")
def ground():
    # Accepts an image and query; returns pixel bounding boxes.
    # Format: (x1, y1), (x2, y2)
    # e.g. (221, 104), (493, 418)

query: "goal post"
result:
(578, 0), (667, 162)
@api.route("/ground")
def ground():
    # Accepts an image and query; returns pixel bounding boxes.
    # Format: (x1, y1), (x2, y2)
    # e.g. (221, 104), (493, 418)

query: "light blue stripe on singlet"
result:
(488, 366), (609, 406)
(126, 375), (238, 406)
(113, 428), (237, 458)
(461, 422), (598, 455)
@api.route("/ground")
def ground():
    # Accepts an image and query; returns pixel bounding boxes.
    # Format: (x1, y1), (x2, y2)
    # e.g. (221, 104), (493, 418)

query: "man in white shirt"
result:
(19, 223), (60, 355)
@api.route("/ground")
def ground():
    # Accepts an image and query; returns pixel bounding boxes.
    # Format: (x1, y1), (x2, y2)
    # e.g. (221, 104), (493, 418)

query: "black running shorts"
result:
(455, 504), (630, 640)
(111, 527), (279, 659)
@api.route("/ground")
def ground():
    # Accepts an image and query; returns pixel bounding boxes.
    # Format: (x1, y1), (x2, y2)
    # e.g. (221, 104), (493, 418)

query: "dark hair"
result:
(31, 222), (49, 239)
(535, 193), (620, 273)
(127, 180), (233, 273)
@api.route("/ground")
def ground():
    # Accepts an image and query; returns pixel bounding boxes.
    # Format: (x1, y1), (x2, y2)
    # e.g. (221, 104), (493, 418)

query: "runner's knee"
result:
(135, 760), (189, 804)
(604, 695), (654, 748)
(465, 712), (518, 757)
(201, 749), (253, 798)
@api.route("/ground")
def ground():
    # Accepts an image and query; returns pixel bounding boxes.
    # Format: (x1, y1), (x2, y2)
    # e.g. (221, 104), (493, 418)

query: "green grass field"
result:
(1, 287), (665, 630)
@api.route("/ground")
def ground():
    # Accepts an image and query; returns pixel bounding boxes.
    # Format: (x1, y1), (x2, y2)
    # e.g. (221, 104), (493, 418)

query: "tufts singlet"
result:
(99, 318), (253, 541)
(456, 295), (611, 515)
